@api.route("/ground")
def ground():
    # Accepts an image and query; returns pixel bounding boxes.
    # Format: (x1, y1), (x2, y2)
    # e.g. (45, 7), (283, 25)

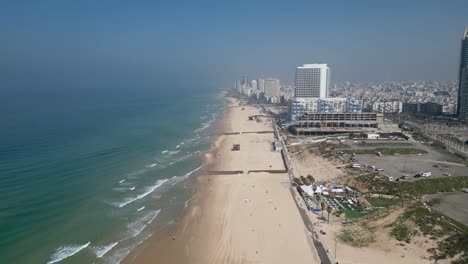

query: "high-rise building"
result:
(457, 26), (468, 120)
(264, 78), (280, 98)
(242, 75), (248, 87)
(257, 78), (265, 93)
(295, 64), (330, 98)
(250, 80), (257, 90)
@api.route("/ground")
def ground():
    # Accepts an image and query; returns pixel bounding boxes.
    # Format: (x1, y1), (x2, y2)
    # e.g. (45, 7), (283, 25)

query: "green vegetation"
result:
(343, 147), (427, 155)
(390, 221), (413, 242)
(349, 175), (468, 195)
(366, 197), (396, 207)
(344, 210), (368, 219)
(338, 223), (376, 247)
(391, 205), (468, 263)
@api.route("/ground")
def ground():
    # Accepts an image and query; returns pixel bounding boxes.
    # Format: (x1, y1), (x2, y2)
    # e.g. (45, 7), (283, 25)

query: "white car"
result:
(462, 188), (468, 193)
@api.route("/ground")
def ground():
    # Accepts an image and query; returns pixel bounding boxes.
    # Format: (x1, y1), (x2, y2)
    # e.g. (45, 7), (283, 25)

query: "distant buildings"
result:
(264, 78), (281, 98)
(257, 78), (265, 93)
(233, 76), (285, 104)
(457, 26), (468, 120)
(295, 64), (330, 98)
(371, 101), (403, 113)
(250, 80), (257, 91)
(402, 102), (443, 115)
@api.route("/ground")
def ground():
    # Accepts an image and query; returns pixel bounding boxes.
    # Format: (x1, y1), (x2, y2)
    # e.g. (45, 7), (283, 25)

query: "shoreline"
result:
(122, 94), (231, 263)
(126, 96), (320, 264)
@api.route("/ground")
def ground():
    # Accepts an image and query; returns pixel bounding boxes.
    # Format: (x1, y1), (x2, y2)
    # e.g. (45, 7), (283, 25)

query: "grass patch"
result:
(343, 147), (427, 155)
(348, 175), (468, 195)
(345, 209), (368, 219)
(338, 223), (376, 247)
(391, 221), (412, 241)
(366, 197), (396, 207)
(392, 205), (468, 263)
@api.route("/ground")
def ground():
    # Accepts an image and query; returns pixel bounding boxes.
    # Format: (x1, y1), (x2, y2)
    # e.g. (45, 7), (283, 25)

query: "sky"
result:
(1, 0), (468, 88)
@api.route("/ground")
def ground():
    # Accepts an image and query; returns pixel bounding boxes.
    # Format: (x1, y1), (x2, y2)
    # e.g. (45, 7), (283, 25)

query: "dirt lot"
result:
(426, 192), (468, 226)
(339, 140), (468, 181)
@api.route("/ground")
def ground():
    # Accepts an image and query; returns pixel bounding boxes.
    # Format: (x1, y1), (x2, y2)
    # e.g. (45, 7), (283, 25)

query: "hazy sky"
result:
(2, 0), (468, 88)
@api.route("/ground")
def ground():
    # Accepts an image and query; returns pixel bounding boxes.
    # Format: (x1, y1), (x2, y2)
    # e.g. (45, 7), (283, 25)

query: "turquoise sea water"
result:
(0, 86), (224, 263)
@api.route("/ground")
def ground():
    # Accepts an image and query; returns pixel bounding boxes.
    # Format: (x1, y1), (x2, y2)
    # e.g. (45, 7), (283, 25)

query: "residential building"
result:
(264, 78), (280, 98)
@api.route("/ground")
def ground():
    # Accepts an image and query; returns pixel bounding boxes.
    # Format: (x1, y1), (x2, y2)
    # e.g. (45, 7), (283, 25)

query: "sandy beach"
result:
(127, 97), (319, 264)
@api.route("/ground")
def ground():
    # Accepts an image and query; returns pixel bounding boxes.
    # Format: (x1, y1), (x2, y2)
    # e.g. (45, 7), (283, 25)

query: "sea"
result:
(0, 85), (225, 263)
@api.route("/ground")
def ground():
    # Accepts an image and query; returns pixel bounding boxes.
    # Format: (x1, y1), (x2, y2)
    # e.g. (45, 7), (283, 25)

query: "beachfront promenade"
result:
(274, 122), (334, 264)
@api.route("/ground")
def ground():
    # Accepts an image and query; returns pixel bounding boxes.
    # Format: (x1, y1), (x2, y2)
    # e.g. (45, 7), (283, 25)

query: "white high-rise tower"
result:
(294, 64), (330, 98)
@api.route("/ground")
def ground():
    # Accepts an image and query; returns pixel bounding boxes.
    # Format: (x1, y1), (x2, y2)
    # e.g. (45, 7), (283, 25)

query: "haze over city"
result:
(2, 0), (468, 89)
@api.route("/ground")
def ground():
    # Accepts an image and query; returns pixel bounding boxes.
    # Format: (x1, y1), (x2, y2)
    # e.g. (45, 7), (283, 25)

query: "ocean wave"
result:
(145, 163), (157, 168)
(185, 194), (196, 208)
(176, 144), (180, 148)
(93, 241), (119, 258)
(137, 206), (145, 212)
(186, 136), (201, 143)
(126, 209), (161, 238)
(118, 179), (125, 184)
(169, 165), (202, 186)
(47, 242), (90, 264)
(116, 179), (168, 208)
(167, 150), (180, 155)
(128, 169), (146, 178)
(113, 187), (127, 193)
(105, 234), (151, 264)
(129, 187), (135, 191)
(161, 150), (168, 153)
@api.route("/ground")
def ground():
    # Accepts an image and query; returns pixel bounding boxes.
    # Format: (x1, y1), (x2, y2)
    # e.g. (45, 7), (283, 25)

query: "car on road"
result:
(383, 175), (393, 181)
(443, 172), (452, 177)
(462, 188), (468, 193)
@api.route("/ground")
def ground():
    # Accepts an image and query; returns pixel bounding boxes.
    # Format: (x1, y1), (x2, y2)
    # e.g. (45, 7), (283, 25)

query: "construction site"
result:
(288, 112), (384, 135)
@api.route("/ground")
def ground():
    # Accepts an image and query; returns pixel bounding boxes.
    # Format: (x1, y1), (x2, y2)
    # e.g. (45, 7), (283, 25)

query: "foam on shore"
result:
(47, 242), (90, 264)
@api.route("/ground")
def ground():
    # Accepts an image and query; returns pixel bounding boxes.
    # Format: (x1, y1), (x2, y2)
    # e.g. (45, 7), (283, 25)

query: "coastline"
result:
(126, 96), (320, 264)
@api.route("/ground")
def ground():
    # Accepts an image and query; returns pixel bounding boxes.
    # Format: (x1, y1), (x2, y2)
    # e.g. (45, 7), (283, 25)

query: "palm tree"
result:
(326, 207), (332, 223)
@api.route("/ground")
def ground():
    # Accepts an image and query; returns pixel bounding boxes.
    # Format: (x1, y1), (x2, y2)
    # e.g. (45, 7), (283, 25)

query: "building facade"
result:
(295, 64), (330, 98)
(264, 78), (280, 98)
(457, 26), (468, 120)
(290, 97), (363, 121)
(257, 78), (265, 93)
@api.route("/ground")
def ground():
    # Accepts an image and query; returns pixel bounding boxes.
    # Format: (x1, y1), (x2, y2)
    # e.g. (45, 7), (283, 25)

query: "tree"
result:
(326, 207), (332, 223)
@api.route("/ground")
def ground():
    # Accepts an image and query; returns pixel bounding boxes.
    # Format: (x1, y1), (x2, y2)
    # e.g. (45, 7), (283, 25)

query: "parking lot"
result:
(427, 192), (468, 226)
(340, 140), (468, 181)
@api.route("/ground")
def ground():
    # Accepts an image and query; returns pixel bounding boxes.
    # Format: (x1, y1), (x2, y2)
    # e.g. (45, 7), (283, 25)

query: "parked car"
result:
(462, 188), (468, 193)
(383, 175), (393, 181)
(443, 172), (452, 177)
(400, 175), (410, 180)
